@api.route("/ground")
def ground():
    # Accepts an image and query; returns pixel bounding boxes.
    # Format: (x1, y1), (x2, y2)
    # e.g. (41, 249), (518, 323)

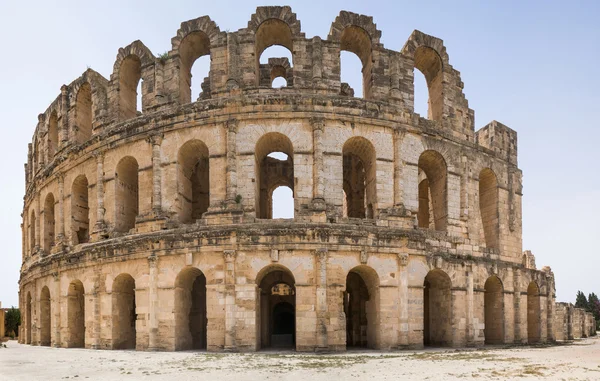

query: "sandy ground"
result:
(1, 336), (600, 381)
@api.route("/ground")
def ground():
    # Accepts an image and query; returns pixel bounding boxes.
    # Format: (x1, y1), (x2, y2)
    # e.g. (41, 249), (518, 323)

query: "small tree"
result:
(588, 293), (600, 331)
(575, 290), (589, 310)
(4, 307), (21, 339)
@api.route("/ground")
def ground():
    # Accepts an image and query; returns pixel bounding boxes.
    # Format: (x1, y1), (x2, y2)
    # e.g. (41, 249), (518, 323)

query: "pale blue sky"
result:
(1, 0), (599, 307)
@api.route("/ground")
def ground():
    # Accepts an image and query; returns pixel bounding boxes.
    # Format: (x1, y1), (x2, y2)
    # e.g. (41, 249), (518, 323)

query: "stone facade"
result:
(18, 7), (590, 351)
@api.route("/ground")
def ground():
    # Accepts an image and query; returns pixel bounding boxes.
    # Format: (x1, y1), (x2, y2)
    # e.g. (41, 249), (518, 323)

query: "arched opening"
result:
(271, 76), (287, 88)
(423, 269), (452, 346)
(112, 273), (136, 350)
(479, 168), (499, 250)
(177, 140), (210, 224)
(75, 82), (92, 143)
(414, 46), (443, 121)
(344, 266), (380, 349)
(339, 26), (373, 99)
(255, 19), (293, 86)
(40, 286), (51, 346)
(255, 133), (294, 219)
(115, 156), (139, 233)
(26, 292), (32, 344)
(413, 68), (428, 117)
(342, 137), (377, 219)
(43, 193), (55, 252)
(484, 275), (504, 344)
(174, 267), (207, 351)
(527, 281), (541, 344)
(179, 31), (211, 104)
(67, 280), (85, 348)
(71, 175), (89, 244)
(29, 211), (36, 253)
(257, 266), (296, 349)
(271, 185), (294, 218)
(119, 55), (142, 120)
(48, 111), (58, 159)
(418, 150), (447, 231)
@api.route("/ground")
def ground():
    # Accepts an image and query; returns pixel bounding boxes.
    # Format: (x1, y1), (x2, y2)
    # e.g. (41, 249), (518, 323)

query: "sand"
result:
(1, 336), (599, 380)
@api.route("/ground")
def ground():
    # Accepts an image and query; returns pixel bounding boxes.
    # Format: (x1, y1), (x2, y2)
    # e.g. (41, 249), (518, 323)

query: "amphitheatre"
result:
(18, 6), (595, 352)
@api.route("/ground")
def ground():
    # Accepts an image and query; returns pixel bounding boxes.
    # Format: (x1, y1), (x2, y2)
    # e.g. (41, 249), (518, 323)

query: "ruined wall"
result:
(19, 6), (565, 352)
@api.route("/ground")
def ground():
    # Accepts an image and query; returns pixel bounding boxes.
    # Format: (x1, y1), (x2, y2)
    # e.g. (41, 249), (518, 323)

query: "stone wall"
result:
(18, 6), (572, 352)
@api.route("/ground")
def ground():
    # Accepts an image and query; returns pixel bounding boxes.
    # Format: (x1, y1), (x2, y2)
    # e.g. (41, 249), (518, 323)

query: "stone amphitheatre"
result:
(18, 6), (595, 352)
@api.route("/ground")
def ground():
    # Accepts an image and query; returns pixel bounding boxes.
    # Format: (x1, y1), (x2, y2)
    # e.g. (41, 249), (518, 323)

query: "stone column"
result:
(56, 174), (65, 247)
(53, 272), (61, 347)
(466, 264), (474, 345)
(226, 119), (238, 202)
(35, 192), (41, 251)
(60, 85), (69, 147)
(148, 134), (163, 214)
(393, 130), (403, 207)
(311, 118), (325, 203)
(147, 254), (159, 350)
(397, 253), (409, 347)
(91, 272), (102, 349)
(93, 152), (106, 234)
(546, 274), (555, 342)
(223, 250), (237, 350)
(513, 268), (522, 343)
(315, 248), (328, 350)
(312, 37), (323, 85)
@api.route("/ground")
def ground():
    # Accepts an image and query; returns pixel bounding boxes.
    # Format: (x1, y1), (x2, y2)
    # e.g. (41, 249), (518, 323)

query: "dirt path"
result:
(1, 337), (599, 380)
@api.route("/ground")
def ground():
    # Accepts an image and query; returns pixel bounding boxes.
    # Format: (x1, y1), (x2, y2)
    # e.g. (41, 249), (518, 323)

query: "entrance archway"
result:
(423, 269), (452, 346)
(112, 274), (136, 349)
(174, 267), (207, 350)
(67, 280), (85, 348)
(40, 286), (51, 346)
(344, 266), (380, 349)
(484, 275), (504, 344)
(257, 266), (296, 349)
(527, 281), (541, 343)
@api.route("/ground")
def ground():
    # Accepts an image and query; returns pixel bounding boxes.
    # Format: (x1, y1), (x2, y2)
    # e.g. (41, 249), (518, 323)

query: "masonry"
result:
(18, 6), (595, 351)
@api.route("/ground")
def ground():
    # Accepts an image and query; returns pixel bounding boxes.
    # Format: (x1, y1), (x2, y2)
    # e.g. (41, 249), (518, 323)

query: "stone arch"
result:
(248, 5), (302, 55)
(115, 156), (139, 233)
(254, 19), (293, 86)
(413, 47), (443, 120)
(342, 136), (377, 219)
(174, 267), (207, 350)
(479, 168), (499, 250)
(71, 175), (89, 244)
(527, 281), (541, 343)
(423, 269), (452, 346)
(177, 140), (210, 223)
(256, 264), (296, 349)
(418, 150), (447, 231)
(178, 31), (211, 104)
(40, 286), (51, 346)
(48, 111), (58, 159)
(255, 132), (294, 219)
(74, 82), (92, 143)
(67, 280), (85, 348)
(117, 55), (142, 120)
(112, 273), (136, 350)
(401, 30), (449, 121)
(484, 275), (504, 344)
(43, 193), (55, 252)
(344, 265), (380, 349)
(171, 16), (221, 52)
(329, 12), (381, 99)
